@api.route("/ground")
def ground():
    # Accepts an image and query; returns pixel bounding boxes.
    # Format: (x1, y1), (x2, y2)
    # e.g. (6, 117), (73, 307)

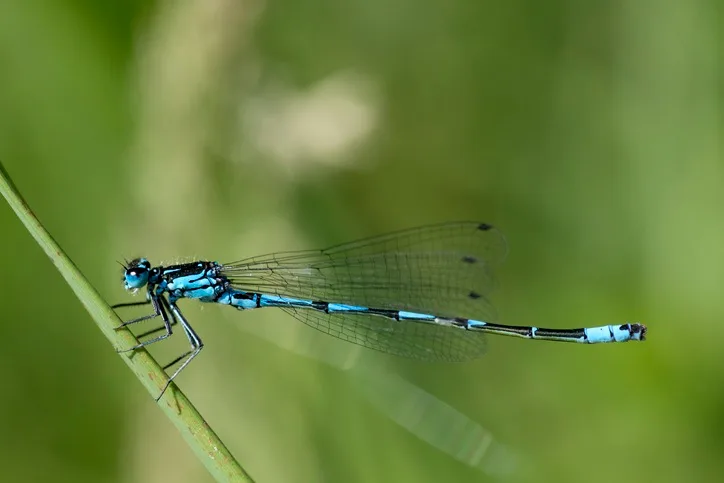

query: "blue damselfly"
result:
(113, 222), (646, 400)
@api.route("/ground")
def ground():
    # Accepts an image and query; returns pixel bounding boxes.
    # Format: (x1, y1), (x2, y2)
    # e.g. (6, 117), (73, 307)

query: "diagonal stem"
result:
(0, 160), (254, 483)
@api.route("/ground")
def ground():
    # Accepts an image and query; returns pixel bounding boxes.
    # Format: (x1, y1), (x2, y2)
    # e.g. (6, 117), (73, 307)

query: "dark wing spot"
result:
(478, 223), (493, 231)
(468, 291), (481, 300)
(461, 255), (477, 264)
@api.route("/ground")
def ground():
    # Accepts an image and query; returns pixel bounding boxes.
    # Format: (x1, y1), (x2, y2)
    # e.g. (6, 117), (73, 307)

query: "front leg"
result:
(111, 300), (152, 310)
(133, 296), (179, 341)
(112, 287), (162, 329)
(116, 293), (175, 352)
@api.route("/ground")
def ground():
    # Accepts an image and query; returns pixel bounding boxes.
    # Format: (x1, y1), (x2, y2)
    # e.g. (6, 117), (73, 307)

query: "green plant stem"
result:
(0, 160), (254, 483)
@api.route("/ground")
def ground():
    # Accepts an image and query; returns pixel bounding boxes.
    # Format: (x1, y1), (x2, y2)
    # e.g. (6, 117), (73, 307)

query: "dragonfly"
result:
(113, 222), (647, 400)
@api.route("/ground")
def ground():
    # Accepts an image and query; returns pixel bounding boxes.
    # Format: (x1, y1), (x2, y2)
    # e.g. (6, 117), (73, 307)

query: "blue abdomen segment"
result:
(582, 324), (645, 343)
(398, 311), (437, 321)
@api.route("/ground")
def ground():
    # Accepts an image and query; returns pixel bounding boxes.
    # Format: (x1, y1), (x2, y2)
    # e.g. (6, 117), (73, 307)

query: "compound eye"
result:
(124, 258), (151, 289)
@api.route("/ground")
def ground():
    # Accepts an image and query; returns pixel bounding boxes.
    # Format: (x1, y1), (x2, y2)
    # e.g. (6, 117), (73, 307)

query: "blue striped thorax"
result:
(123, 258), (227, 302)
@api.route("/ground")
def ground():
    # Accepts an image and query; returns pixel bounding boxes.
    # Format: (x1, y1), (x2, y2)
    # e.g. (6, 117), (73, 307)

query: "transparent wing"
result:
(222, 222), (507, 319)
(220, 222), (507, 361)
(279, 307), (487, 361)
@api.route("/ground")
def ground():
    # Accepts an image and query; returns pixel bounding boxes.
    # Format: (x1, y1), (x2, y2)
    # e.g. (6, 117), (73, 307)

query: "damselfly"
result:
(113, 222), (646, 400)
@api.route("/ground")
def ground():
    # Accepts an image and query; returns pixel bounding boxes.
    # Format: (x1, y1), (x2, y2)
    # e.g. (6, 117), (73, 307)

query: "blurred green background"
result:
(0, 1), (721, 482)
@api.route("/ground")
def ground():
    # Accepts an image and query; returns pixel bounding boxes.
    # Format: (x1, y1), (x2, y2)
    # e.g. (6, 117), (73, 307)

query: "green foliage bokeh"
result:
(0, 1), (721, 482)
